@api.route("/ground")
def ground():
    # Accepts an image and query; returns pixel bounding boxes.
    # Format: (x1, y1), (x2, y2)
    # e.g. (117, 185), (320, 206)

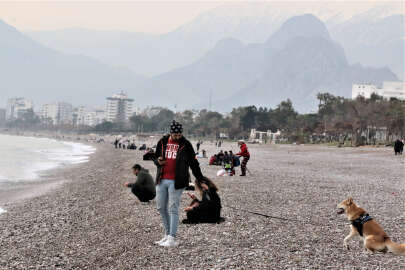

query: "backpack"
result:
(233, 156), (240, 167)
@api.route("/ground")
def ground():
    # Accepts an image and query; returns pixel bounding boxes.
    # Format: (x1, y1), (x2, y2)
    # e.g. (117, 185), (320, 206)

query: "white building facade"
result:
(380, 81), (405, 100)
(76, 106), (105, 127)
(249, 129), (281, 144)
(41, 102), (73, 125)
(6, 98), (33, 120)
(352, 81), (405, 100)
(105, 92), (134, 123)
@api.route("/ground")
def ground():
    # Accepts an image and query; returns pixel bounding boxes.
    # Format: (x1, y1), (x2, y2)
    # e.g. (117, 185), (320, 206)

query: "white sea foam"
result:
(0, 208), (6, 215)
(0, 134), (96, 184)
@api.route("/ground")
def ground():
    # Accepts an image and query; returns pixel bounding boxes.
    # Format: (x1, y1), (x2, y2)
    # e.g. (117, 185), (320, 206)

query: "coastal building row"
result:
(352, 81), (405, 100)
(4, 92), (137, 127)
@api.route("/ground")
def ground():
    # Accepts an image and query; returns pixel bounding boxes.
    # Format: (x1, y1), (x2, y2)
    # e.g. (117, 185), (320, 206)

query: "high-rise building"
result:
(105, 92), (134, 123)
(41, 102), (73, 125)
(75, 106), (88, 126)
(6, 98), (33, 120)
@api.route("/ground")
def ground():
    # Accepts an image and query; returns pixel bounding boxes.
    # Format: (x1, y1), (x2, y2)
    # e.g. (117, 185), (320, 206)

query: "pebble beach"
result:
(0, 140), (404, 269)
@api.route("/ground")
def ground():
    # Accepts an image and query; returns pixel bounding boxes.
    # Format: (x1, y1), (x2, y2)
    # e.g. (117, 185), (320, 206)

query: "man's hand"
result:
(157, 157), (166, 166)
(184, 206), (193, 212)
(124, 182), (130, 187)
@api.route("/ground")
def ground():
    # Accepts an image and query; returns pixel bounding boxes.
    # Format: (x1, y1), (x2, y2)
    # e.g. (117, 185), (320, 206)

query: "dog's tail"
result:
(386, 238), (405, 255)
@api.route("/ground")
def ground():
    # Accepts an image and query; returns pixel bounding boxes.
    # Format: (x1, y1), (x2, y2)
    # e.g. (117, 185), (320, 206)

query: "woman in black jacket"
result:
(183, 177), (222, 224)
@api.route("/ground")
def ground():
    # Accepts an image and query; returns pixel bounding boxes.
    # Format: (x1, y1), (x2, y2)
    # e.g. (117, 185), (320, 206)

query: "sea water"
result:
(0, 134), (96, 205)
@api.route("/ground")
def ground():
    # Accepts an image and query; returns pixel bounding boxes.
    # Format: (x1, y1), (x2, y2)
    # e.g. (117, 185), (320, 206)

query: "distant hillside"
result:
(0, 20), (145, 107)
(329, 14), (405, 80)
(136, 15), (397, 112)
(26, 2), (403, 78)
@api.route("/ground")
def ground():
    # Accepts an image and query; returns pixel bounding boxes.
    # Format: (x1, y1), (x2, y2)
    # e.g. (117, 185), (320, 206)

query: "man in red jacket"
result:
(236, 140), (250, 176)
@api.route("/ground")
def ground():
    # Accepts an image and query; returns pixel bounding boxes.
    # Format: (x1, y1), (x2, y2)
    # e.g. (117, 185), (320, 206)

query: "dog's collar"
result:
(351, 213), (372, 237)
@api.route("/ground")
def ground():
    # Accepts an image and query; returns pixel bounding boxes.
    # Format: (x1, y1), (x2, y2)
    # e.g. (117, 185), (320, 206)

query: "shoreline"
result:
(0, 133), (98, 212)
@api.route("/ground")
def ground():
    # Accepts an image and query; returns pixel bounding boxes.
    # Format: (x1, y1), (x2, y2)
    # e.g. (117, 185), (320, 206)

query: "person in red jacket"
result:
(236, 140), (250, 176)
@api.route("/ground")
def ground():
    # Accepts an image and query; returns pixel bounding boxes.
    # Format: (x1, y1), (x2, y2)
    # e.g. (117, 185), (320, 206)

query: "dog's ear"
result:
(347, 197), (353, 205)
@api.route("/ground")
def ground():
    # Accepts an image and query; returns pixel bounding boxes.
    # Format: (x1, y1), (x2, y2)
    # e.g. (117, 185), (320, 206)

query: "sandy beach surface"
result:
(0, 139), (404, 269)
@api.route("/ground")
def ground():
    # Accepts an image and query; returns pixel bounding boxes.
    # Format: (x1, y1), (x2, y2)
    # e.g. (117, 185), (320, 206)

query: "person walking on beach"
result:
(394, 138), (404, 155)
(124, 164), (156, 203)
(153, 120), (205, 247)
(236, 140), (250, 176)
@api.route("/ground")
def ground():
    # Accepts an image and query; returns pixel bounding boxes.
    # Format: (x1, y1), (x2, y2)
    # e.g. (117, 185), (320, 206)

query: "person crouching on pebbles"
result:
(153, 120), (205, 247)
(124, 164), (156, 203)
(236, 140), (250, 176)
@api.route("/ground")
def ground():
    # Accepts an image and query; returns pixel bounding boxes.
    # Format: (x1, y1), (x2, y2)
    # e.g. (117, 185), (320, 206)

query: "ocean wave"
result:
(0, 135), (96, 183)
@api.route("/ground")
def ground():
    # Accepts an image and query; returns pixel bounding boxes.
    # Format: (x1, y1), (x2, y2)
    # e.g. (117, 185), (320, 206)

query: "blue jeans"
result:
(156, 179), (184, 237)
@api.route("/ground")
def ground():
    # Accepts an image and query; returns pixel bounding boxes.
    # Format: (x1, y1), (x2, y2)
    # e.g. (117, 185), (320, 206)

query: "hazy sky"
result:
(0, 0), (401, 33)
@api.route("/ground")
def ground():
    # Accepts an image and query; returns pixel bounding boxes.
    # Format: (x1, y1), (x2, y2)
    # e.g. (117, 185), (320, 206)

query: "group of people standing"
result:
(124, 121), (226, 247)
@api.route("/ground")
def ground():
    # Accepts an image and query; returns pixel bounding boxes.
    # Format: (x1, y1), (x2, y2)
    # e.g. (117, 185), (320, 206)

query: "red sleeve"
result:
(237, 144), (249, 156)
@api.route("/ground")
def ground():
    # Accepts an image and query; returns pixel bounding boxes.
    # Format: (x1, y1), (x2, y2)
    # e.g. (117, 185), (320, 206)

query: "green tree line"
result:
(6, 93), (404, 145)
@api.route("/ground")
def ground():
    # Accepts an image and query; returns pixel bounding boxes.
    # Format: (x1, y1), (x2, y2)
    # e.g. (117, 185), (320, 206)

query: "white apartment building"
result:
(352, 84), (378, 99)
(380, 81), (405, 100)
(76, 106), (88, 126)
(6, 98), (33, 120)
(41, 102), (73, 125)
(84, 110), (105, 126)
(352, 81), (405, 100)
(105, 92), (134, 123)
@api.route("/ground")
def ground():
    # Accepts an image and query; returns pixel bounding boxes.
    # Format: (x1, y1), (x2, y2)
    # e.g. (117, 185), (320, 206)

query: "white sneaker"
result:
(159, 235), (178, 247)
(154, 235), (168, 245)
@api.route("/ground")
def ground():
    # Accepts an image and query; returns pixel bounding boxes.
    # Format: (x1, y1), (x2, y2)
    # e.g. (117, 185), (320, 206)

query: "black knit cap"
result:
(170, 120), (183, 134)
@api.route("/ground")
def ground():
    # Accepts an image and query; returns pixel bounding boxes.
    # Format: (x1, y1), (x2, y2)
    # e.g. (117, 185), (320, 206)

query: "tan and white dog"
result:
(337, 198), (405, 255)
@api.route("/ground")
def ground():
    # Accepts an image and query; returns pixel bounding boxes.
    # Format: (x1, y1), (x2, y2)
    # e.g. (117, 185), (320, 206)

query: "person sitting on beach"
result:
(217, 150), (224, 164)
(223, 151), (230, 164)
(209, 155), (216, 165)
(124, 164), (156, 203)
(139, 144), (147, 151)
(182, 177), (222, 224)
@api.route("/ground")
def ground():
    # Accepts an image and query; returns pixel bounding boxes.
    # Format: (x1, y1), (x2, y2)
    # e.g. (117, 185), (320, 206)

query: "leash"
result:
(226, 205), (304, 223)
(225, 205), (334, 227)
